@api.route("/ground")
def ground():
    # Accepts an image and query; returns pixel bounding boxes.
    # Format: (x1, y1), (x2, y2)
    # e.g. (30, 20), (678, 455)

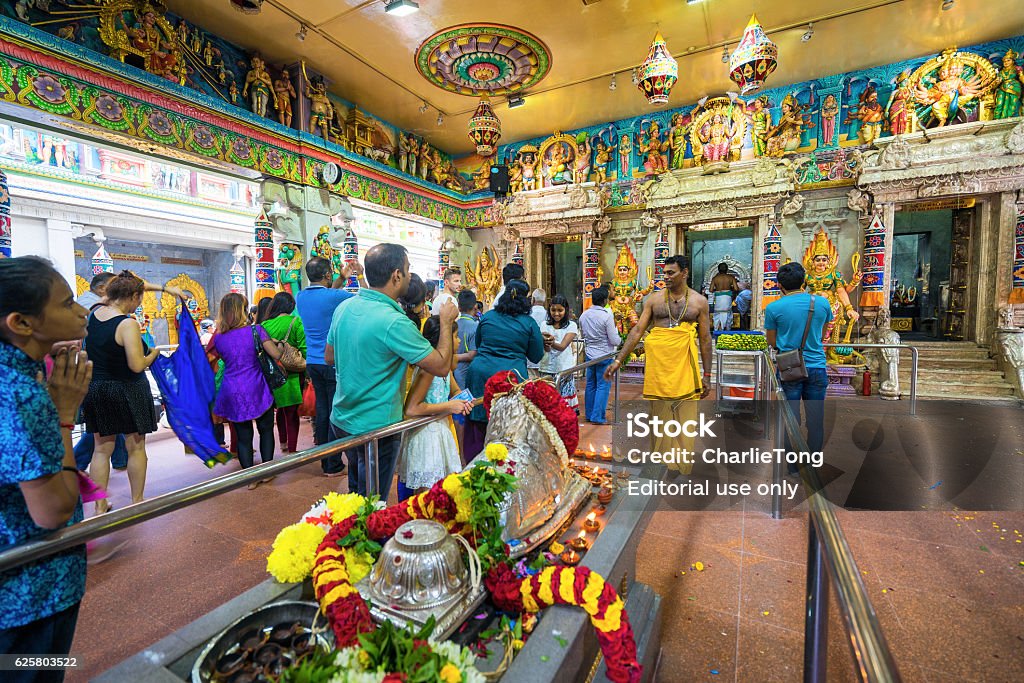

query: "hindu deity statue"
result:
(749, 96), (772, 157)
(912, 49), (994, 127)
(993, 49), (1023, 120)
(668, 113), (689, 170)
(593, 141), (611, 185)
(203, 41), (214, 67)
(608, 243), (654, 336)
(637, 122), (668, 175)
(820, 94), (839, 146)
(472, 162), (490, 191)
(765, 94), (805, 157)
(696, 112), (737, 164)
(119, 3), (179, 82)
(228, 81), (238, 104)
(464, 245), (502, 309)
(573, 137), (591, 185)
(418, 142), (431, 181)
(407, 135), (419, 177)
(273, 69), (296, 128)
(305, 77), (333, 140)
(397, 133), (411, 174)
(545, 143), (573, 186)
(277, 243), (303, 295)
(845, 85), (885, 145)
(242, 56), (276, 118)
(508, 161), (524, 194)
(518, 145), (539, 191)
(617, 134), (632, 178)
(803, 229), (863, 365)
(885, 71), (914, 136)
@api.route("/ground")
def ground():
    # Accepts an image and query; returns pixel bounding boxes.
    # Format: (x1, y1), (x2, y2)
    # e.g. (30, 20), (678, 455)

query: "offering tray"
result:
(190, 600), (331, 683)
(507, 468), (591, 560)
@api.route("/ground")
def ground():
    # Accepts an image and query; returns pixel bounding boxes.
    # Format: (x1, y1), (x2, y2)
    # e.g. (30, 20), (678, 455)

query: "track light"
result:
(721, 45), (729, 63)
(609, 73), (617, 91)
(801, 23), (814, 42)
(296, 24), (307, 41)
(418, 101), (428, 113)
(941, 0), (954, 9)
(384, 0), (419, 16)
(436, 112), (444, 126)
(508, 94), (526, 108)
(685, 0), (704, 4)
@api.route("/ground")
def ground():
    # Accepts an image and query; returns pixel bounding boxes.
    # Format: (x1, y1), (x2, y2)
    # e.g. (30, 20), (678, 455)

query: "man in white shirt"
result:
(433, 266), (462, 312)
(527, 288), (547, 378)
(577, 286), (620, 424)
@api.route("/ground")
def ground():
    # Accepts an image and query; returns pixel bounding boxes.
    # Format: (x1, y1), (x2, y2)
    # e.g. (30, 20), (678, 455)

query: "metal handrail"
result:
(552, 351), (621, 423)
(0, 406), (474, 574)
(762, 350), (902, 682)
(823, 342), (919, 416)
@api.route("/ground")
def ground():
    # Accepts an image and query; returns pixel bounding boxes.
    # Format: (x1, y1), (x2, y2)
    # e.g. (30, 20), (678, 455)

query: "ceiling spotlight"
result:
(436, 112), (444, 126)
(685, 0), (704, 4)
(384, 0), (419, 16)
(418, 101), (428, 113)
(941, 0), (954, 9)
(721, 45), (729, 63)
(508, 94), (526, 108)
(609, 73), (617, 91)
(296, 24), (307, 41)
(801, 23), (814, 42)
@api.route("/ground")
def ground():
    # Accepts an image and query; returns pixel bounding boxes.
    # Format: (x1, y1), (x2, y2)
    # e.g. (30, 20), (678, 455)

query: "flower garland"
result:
(483, 371), (579, 456)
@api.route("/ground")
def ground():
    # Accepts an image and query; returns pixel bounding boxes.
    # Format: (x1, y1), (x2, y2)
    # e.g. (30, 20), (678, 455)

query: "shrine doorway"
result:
(542, 239), (584, 318)
(891, 205), (972, 341)
(684, 225), (755, 327)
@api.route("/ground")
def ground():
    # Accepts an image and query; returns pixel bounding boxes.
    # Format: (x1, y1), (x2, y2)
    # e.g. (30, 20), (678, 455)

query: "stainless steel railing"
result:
(761, 350), (902, 682)
(552, 351), (620, 424)
(822, 342), (919, 416)
(0, 407), (470, 574)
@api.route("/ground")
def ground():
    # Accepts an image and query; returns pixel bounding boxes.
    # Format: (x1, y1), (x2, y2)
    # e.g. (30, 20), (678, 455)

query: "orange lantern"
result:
(637, 32), (678, 106)
(729, 15), (778, 95)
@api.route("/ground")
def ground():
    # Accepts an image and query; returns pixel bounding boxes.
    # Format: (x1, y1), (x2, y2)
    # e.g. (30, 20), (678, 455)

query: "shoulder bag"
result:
(275, 316), (306, 373)
(252, 325), (288, 390)
(775, 295), (815, 382)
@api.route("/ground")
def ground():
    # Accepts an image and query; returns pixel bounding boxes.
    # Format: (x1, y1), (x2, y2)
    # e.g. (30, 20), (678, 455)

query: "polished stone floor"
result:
(64, 385), (1023, 682)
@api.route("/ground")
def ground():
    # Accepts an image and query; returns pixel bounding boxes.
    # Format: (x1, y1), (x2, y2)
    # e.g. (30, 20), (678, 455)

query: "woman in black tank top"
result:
(81, 272), (160, 515)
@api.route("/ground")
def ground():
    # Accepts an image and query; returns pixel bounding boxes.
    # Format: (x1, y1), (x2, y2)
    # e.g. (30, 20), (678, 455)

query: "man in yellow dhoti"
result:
(606, 255), (713, 473)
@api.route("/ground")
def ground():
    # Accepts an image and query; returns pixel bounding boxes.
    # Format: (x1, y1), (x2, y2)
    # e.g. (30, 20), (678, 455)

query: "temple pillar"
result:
(752, 213), (769, 329)
(45, 217), (76, 287)
(878, 202), (896, 308)
(260, 179), (348, 286)
(0, 169), (10, 258)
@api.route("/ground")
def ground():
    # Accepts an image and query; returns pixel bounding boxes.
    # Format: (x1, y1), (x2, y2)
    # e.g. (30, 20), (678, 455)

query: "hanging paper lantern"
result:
(729, 15), (778, 95)
(637, 32), (678, 106)
(468, 97), (502, 157)
(229, 259), (246, 295)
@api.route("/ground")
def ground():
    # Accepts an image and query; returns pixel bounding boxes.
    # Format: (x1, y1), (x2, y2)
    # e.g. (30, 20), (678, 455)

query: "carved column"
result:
(753, 213), (771, 329)
(0, 169), (10, 258)
(253, 208), (276, 303)
(878, 203), (896, 308)
(1005, 193), (1024, 306)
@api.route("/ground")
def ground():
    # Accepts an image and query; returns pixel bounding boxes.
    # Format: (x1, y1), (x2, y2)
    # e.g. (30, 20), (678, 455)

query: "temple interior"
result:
(1, 0), (1023, 681)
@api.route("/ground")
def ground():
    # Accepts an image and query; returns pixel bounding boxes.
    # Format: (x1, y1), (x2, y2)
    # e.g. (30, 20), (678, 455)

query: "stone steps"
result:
(900, 381), (1016, 398)
(908, 357), (999, 370)
(897, 368), (1008, 384)
(905, 387), (1020, 402)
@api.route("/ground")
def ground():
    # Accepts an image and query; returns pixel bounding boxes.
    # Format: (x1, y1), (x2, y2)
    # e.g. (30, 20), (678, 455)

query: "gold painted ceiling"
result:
(165, 0), (1024, 155)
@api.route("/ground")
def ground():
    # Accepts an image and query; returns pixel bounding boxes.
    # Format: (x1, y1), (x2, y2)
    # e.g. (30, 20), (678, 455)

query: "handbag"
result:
(776, 295), (815, 382)
(298, 380), (316, 418)
(252, 325), (288, 390)
(275, 316), (306, 373)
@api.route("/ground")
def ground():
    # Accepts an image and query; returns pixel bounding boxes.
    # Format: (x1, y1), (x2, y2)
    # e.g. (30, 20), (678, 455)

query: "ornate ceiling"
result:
(163, 0), (1024, 156)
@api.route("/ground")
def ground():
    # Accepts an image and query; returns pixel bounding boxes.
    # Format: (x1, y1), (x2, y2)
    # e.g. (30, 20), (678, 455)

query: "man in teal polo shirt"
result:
(325, 243), (457, 497)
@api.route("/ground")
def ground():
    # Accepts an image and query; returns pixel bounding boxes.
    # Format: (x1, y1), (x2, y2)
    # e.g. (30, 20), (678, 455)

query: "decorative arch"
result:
(701, 254), (751, 292)
(161, 273), (209, 345)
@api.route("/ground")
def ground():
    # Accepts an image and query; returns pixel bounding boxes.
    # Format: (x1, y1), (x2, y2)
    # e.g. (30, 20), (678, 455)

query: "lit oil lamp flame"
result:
(577, 529), (586, 539)
(586, 512), (596, 523)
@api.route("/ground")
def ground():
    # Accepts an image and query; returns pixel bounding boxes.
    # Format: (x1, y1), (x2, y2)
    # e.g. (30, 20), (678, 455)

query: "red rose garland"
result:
(483, 371), (579, 455)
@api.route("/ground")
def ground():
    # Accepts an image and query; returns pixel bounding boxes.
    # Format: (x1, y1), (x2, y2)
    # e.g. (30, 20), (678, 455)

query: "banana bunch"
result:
(716, 334), (767, 351)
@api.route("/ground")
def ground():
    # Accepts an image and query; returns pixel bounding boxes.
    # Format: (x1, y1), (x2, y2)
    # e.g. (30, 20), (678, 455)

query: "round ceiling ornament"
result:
(637, 32), (678, 106)
(415, 24), (552, 96)
(468, 96), (501, 157)
(729, 14), (778, 95)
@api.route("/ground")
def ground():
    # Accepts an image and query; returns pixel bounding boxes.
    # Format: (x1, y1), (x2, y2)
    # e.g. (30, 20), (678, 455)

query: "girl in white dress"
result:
(398, 316), (473, 492)
(539, 295), (580, 412)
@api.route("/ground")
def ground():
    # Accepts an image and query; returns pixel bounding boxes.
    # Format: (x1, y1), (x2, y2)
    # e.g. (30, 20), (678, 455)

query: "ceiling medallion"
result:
(415, 24), (552, 96)
(637, 32), (678, 106)
(229, 0), (264, 14)
(729, 14), (778, 95)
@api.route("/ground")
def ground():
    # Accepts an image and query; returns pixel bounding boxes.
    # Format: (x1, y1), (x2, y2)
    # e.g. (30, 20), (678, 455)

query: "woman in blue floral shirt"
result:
(0, 257), (92, 679)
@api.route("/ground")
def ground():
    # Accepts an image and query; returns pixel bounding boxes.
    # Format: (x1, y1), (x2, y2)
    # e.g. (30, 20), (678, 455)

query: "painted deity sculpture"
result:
(574, 137), (591, 185)
(637, 122), (668, 175)
(545, 143), (573, 186)
(617, 135), (632, 179)
(820, 94), (839, 146)
(464, 246), (502, 309)
(749, 96), (772, 157)
(242, 56), (276, 118)
(668, 113), (688, 170)
(508, 160), (524, 194)
(273, 69), (297, 128)
(912, 49), (995, 127)
(885, 71), (914, 136)
(696, 113), (737, 164)
(398, 133), (411, 174)
(277, 243), (303, 295)
(608, 243), (653, 336)
(845, 85), (885, 145)
(993, 49), (1024, 120)
(593, 141), (610, 185)
(803, 229), (863, 365)
(119, 4), (179, 82)
(518, 146), (539, 192)
(306, 77), (333, 140)
(765, 95), (806, 156)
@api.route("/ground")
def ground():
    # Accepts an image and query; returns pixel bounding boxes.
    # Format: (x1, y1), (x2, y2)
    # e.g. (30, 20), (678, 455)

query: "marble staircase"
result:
(897, 341), (1019, 401)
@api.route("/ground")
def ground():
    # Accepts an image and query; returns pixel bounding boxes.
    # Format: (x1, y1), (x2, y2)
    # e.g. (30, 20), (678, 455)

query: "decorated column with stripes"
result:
(253, 208), (276, 303)
(859, 212), (887, 307)
(1011, 204), (1024, 304)
(0, 169), (10, 258)
(652, 227), (669, 290)
(437, 241), (450, 284)
(583, 236), (601, 310)
(91, 242), (113, 275)
(510, 240), (524, 267)
(761, 218), (781, 308)
(230, 259), (246, 295)
(342, 228), (360, 293)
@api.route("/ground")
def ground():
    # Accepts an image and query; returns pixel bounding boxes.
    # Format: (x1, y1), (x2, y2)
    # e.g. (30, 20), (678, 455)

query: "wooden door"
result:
(943, 208), (973, 340)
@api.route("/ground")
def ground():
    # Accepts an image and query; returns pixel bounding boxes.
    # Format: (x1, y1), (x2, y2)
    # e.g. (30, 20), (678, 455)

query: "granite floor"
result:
(63, 383), (1023, 682)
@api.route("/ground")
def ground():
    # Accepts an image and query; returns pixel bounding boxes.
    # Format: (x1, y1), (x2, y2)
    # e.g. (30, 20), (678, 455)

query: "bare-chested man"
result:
(710, 262), (740, 331)
(605, 255), (712, 473)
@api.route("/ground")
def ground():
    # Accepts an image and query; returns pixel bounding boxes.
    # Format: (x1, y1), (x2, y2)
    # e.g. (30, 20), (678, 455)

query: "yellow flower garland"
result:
(266, 523), (328, 583)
